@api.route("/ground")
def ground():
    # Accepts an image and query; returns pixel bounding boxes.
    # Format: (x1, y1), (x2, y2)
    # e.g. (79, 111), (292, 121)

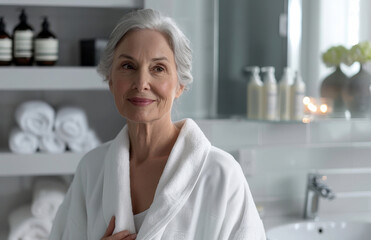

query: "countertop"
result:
(263, 212), (371, 231)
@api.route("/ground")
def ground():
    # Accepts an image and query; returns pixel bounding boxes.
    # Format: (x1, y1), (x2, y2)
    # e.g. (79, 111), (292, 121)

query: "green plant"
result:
(322, 45), (350, 67)
(348, 41), (371, 64)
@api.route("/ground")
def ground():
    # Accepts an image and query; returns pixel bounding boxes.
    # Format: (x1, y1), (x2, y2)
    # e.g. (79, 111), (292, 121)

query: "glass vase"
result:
(342, 64), (371, 118)
(320, 66), (348, 117)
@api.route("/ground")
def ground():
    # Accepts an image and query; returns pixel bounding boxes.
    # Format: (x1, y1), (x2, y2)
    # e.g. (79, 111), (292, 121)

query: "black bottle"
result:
(0, 17), (12, 66)
(35, 17), (58, 66)
(13, 9), (34, 65)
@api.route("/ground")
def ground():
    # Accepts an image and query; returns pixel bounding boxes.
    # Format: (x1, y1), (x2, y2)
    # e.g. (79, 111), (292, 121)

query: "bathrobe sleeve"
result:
(218, 159), (266, 239)
(49, 161), (88, 240)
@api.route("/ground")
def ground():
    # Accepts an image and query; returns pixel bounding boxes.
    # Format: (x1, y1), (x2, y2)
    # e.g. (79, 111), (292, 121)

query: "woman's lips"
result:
(128, 97), (155, 106)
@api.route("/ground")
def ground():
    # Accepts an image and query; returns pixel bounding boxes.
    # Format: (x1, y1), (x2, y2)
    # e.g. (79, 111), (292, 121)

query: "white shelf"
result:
(0, 152), (83, 176)
(0, 67), (109, 90)
(0, 0), (143, 8)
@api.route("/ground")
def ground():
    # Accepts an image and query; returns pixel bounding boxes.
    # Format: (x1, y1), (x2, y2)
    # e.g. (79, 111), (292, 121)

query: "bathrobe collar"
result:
(102, 118), (211, 238)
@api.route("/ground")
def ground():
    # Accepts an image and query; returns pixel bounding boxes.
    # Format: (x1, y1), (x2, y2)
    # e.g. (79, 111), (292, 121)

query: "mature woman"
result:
(50, 9), (265, 240)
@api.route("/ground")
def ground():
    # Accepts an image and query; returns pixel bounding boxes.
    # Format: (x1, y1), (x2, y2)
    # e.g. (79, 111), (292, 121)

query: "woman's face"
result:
(109, 29), (184, 124)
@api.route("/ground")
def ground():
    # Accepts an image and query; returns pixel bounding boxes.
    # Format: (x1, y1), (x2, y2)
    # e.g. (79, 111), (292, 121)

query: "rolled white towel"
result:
(55, 106), (88, 143)
(68, 129), (101, 152)
(15, 100), (55, 136)
(9, 128), (39, 154)
(39, 131), (66, 153)
(8, 205), (52, 240)
(31, 178), (67, 220)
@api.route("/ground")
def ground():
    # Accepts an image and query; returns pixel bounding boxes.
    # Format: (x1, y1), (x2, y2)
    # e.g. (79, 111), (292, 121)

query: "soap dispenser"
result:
(35, 17), (59, 66)
(0, 17), (12, 66)
(261, 66), (278, 121)
(245, 66), (263, 120)
(290, 71), (306, 121)
(278, 67), (293, 121)
(13, 9), (34, 65)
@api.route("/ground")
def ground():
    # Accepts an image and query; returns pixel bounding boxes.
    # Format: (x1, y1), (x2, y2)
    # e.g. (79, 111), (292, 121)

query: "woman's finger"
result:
(118, 232), (136, 240)
(111, 230), (132, 239)
(102, 216), (116, 238)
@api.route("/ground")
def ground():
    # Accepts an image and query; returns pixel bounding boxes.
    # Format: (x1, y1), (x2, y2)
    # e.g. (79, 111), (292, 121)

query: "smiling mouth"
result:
(128, 97), (156, 106)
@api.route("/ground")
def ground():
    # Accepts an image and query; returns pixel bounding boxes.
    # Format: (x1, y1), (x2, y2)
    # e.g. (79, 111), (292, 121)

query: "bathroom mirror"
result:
(292, 0), (371, 97)
(217, 0), (371, 119)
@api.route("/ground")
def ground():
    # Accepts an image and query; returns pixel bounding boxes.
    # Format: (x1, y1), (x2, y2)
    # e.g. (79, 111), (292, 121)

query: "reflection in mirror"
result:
(291, 0), (371, 118)
(218, 0), (287, 118)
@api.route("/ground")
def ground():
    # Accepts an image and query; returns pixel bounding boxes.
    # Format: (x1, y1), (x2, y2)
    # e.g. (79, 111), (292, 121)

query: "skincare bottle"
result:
(35, 17), (58, 66)
(13, 9), (34, 65)
(0, 17), (12, 66)
(278, 67), (293, 121)
(290, 71), (306, 121)
(246, 66), (263, 120)
(261, 66), (278, 121)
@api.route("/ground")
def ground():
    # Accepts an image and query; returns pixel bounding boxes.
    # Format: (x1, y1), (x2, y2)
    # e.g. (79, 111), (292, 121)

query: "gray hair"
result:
(97, 9), (193, 90)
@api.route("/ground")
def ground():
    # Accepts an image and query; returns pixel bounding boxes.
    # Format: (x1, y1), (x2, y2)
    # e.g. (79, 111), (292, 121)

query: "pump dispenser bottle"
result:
(0, 17), (12, 66)
(246, 66), (263, 120)
(35, 17), (58, 66)
(13, 9), (34, 65)
(278, 67), (293, 121)
(261, 66), (278, 121)
(290, 71), (306, 121)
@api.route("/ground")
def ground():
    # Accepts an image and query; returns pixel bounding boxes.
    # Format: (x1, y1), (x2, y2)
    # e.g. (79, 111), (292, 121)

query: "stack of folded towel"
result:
(9, 100), (101, 154)
(8, 178), (67, 240)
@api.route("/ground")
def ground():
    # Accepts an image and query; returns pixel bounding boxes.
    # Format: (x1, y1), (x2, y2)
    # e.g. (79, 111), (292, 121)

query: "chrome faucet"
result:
(304, 173), (335, 220)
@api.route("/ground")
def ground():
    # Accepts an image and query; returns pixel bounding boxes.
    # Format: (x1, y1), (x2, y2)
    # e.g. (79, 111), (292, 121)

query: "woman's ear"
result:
(175, 84), (185, 98)
(108, 76), (113, 93)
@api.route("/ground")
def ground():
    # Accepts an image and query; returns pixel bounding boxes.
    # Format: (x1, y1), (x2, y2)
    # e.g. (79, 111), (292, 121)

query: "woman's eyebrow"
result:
(152, 57), (168, 62)
(118, 54), (134, 60)
(117, 54), (168, 62)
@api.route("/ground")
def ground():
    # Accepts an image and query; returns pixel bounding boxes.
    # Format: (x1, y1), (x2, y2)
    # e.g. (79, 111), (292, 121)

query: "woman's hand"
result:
(101, 216), (137, 240)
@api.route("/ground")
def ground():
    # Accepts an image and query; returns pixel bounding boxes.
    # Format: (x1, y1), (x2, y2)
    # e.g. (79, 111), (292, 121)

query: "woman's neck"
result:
(127, 117), (180, 165)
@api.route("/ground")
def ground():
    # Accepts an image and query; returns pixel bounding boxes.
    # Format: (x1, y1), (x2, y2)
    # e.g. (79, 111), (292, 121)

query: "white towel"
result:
(15, 101), (55, 136)
(39, 131), (66, 153)
(9, 128), (39, 154)
(8, 205), (52, 240)
(31, 178), (67, 220)
(68, 129), (101, 153)
(55, 107), (88, 143)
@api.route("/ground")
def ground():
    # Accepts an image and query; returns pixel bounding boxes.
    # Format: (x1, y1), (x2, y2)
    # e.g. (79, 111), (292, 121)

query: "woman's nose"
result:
(133, 68), (150, 92)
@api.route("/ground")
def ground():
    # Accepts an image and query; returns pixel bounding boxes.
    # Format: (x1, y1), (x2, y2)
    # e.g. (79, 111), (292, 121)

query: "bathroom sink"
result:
(266, 221), (371, 240)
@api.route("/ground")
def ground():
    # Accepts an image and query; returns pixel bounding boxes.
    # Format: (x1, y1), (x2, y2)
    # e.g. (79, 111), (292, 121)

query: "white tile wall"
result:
(260, 122), (308, 145)
(351, 120), (371, 142)
(195, 118), (371, 219)
(309, 120), (352, 143)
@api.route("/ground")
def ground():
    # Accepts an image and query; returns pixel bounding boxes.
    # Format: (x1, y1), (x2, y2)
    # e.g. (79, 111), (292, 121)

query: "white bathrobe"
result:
(50, 119), (266, 240)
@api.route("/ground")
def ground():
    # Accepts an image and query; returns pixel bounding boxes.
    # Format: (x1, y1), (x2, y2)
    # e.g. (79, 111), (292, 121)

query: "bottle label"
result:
(0, 38), (12, 48)
(267, 91), (277, 119)
(35, 39), (58, 61)
(14, 30), (33, 58)
(251, 90), (258, 116)
(0, 38), (12, 61)
(248, 87), (260, 119)
(14, 30), (33, 39)
(265, 89), (277, 120)
(280, 92), (287, 114)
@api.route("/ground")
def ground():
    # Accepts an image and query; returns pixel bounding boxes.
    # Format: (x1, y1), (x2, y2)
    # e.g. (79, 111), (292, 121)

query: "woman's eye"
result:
(122, 63), (134, 70)
(153, 66), (165, 72)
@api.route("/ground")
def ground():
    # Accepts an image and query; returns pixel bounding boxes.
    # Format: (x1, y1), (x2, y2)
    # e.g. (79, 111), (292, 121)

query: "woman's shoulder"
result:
(204, 146), (245, 181)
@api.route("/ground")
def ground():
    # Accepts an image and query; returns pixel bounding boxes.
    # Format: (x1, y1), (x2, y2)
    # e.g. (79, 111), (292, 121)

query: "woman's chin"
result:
(124, 113), (172, 125)
(125, 114), (157, 124)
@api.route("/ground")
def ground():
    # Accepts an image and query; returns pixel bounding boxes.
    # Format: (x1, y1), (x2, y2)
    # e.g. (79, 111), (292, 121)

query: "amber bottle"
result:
(13, 9), (34, 65)
(35, 17), (58, 66)
(0, 17), (12, 66)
